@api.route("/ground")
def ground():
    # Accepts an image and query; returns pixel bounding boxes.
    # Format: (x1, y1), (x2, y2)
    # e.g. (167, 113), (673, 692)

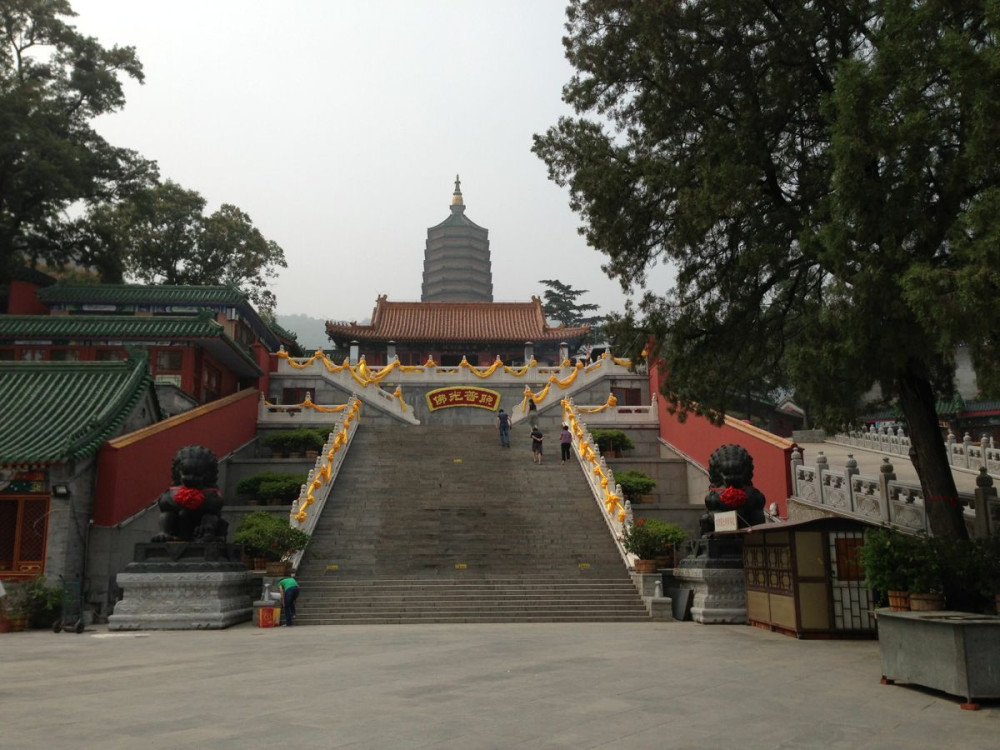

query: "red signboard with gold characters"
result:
(426, 386), (500, 412)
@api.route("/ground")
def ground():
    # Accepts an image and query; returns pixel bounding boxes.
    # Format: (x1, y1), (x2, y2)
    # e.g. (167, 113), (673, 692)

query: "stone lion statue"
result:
(699, 444), (766, 534)
(150, 446), (228, 543)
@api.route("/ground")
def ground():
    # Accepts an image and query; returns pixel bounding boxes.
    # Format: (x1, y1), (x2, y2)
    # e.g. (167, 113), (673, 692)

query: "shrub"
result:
(237, 472), (307, 502)
(4, 576), (62, 629)
(257, 476), (304, 503)
(591, 429), (635, 455)
(621, 518), (687, 559)
(234, 511), (311, 561)
(262, 428), (325, 455)
(616, 470), (656, 504)
(859, 529), (916, 597)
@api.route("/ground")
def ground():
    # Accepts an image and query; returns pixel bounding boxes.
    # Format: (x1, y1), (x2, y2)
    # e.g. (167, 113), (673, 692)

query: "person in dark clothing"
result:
(531, 426), (544, 464)
(497, 409), (511, 447)
(528, 397), (539, 428)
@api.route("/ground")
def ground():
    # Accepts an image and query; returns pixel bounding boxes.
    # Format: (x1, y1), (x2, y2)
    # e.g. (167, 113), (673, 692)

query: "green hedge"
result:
(616, 470), (656, 503)
(237, 472), (307, 502)
(591, 429), (635, 454)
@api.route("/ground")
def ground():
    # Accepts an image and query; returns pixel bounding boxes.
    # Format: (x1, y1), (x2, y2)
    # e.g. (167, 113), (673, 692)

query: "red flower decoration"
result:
(172, 486), (208, 510)
(719, 487), (747, 508)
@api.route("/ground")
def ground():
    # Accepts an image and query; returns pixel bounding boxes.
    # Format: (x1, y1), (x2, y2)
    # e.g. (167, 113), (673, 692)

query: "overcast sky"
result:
(71, 0), (674, 322)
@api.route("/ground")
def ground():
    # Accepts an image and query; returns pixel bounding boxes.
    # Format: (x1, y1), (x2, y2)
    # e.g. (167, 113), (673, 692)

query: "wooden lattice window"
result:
(0, 496), (49, 579)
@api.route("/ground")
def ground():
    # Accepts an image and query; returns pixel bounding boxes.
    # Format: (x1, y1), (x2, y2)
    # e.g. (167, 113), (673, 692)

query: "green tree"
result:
(534, 1), (1000, 539)
(89, 180), (287, 313)
(0, 0), (157, 281)
(539, 278), (603, 331)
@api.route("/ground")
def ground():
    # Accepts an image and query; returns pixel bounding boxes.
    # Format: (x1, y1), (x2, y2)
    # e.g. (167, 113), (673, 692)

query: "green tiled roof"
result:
(37, 283), (247, 305)
(0, 314), (225, 339)
(0, 356), (153, 467)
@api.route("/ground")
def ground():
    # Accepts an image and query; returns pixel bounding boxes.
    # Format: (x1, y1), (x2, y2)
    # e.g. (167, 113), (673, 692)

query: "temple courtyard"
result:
(1, 620), (995, 749)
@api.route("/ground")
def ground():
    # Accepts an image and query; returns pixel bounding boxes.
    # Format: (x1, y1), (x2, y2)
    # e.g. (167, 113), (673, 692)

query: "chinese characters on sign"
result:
(425, 387), (501, 412)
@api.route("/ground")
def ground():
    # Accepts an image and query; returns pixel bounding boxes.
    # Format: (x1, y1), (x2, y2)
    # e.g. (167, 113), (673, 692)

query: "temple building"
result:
(421, 176), (492, 303)
(325, 294), (590, 367)
(328, 179), (590, 366)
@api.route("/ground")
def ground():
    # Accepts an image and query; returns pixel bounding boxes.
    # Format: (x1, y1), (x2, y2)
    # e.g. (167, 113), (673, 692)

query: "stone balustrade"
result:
(562, 399), (634, 566)
(835, 426), (1000, 477)
(789, 449), (984, 536)
(287, 396), (362, 570)
(570, 394), (660, 425)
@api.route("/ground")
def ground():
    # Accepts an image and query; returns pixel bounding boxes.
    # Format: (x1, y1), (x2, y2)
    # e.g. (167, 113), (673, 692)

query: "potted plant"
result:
(648, 520), (687, 568)
(0, 581), (33, 632)
(907, 537), (944, 611)
(258, 475), (305, 506)
(591, 429), (635, 457)
(262, 429), (322, 458)
(621, 517), (685, 573)
(234, 511), (311, 576)
(616, 470), (656, 504)
(859, 528), (916, 611)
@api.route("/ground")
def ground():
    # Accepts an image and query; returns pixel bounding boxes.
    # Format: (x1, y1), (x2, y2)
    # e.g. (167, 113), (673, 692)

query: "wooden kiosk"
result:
(738, 517), (876, 638)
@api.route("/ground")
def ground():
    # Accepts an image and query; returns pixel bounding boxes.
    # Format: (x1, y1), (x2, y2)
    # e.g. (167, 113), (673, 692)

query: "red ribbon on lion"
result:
(718, 486), (747, 509)
(171, 486), (216, 510)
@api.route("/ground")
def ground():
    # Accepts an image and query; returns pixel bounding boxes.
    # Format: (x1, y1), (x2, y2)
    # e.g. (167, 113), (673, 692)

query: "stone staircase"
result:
(294, 424), (648, 624)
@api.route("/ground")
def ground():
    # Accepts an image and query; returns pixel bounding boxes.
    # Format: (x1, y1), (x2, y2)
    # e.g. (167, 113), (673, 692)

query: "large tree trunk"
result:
(896, 361), (968, 539)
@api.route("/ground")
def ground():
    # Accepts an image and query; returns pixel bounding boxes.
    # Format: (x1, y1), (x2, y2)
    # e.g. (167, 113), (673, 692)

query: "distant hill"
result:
(275, 313), (330, 351)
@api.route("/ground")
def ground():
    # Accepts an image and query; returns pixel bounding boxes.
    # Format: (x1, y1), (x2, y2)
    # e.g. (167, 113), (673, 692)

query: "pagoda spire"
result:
(451, 174), (464, 208)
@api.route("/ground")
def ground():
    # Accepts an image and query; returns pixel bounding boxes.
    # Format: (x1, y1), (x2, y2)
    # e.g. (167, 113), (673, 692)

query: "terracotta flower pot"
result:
(266, 560), (292, 577)
(634, 559), (658, 574)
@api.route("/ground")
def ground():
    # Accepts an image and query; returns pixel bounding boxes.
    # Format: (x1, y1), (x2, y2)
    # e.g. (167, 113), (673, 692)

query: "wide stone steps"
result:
(294, 424), (646, 624)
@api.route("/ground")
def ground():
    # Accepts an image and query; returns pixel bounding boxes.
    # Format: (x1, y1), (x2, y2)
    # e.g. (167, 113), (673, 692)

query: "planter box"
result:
(877, 608), (1000, 709)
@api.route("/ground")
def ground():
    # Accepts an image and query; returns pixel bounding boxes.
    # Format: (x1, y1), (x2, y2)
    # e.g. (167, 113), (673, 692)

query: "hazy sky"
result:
(71, 1), (674, 322)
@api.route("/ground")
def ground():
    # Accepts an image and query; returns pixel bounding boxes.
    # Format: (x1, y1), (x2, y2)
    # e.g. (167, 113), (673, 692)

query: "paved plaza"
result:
(1, 620), (996, 749)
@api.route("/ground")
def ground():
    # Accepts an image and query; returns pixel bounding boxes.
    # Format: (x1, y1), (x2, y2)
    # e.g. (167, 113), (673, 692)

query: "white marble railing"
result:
(835, 427), (1000, 477)
(287, 397), (362, 571)
(276, 351), (638, 425)
(569, 394), (660, 425)
(562, 399), (634, 567)
(789, 449), (979, 536)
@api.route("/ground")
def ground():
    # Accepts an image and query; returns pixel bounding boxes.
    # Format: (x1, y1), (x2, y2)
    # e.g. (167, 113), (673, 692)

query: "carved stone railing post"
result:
(878, 457), (895, 523)
(815, 451), (828, 501)
(973, 468), (998, 538)
(790, 448), (803, 494)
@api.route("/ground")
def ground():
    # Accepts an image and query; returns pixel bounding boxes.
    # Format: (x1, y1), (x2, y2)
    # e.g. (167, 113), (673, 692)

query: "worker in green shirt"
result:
(277, 576), (300, 626)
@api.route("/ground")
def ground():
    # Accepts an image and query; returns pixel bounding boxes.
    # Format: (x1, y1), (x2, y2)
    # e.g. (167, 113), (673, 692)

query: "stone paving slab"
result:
(1, 621), (996, 749)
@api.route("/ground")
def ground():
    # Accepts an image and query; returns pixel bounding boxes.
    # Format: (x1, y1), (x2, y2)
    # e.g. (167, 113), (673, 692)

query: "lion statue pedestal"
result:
(109, 447), (255, 631)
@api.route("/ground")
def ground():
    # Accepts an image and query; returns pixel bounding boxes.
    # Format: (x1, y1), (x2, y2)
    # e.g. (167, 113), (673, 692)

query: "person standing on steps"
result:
(528, 396), (539, 429)
(560, 423), (572, 464)
(497, 408), (512, 448)
(531, 425), (544, 464)
(278, 575), (300, 626)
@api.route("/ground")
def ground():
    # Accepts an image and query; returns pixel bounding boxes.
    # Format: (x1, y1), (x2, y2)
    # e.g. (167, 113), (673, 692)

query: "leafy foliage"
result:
(234, 511), (310, 561)
(533, 1), (1000, 537)
(83, 181), (287, 314)
(615, 470), (656, 504)
(538, 279), (603, 332)
(261, 428), (326, 455)
(621, 518), (686, 559)
(236, 472), (307, 503)
(591, 429), (635, 454)
(0, 0), (157, 282)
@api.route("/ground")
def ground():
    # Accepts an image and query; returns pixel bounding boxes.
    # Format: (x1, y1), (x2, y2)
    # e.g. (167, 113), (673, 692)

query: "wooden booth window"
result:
(0, 496), (49, 579)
